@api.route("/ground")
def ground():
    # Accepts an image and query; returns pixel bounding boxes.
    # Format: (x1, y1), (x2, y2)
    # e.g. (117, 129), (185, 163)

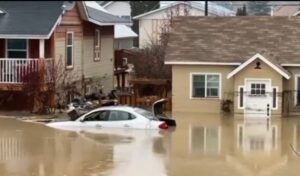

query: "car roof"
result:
(92, 105), (136, 112)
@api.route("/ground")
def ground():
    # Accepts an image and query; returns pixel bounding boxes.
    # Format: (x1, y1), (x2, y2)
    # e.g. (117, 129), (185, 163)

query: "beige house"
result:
(133, 1), (234, 48)
(165, 16), (300, 117)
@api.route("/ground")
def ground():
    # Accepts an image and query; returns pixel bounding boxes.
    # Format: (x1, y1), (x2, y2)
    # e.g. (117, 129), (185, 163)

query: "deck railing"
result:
(0, 58), (53, 84)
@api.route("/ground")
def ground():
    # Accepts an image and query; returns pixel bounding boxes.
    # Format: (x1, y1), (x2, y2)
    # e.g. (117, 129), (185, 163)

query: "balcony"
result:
(0, 58), (53, 90)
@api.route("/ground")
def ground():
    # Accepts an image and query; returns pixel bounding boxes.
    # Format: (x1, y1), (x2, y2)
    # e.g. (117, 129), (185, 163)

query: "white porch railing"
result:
(0, 58), (53, 84)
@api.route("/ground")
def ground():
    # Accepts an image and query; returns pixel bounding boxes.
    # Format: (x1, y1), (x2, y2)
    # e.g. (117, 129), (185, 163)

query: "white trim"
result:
(165, 61), (241, 65)
(88, 18), (132, 26)
(272, 86), (279, 110)
(281, 64), (300, 67)
(0, 35), (49, 39)
(190, 72), (222, 100)
(293, 10), (300, 16)
(238, 85), (245, 109)
(46, 15), (62, 39)
(66, 31), (74, 68)
(5, 39), (29, 59)
(294, 74), (300, 106)
(227, 53), (291, 80)
(165, 62), (300, 67)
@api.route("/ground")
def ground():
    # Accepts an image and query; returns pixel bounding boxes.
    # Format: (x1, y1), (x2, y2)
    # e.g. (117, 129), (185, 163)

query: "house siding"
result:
(283, 67), (300, 112)
(172, 62), (285, 115)
(82, 24), (114, 94)
(52, 5), (115, 94)
(172, 65), (235, 113)
(114, 38), (133, 49)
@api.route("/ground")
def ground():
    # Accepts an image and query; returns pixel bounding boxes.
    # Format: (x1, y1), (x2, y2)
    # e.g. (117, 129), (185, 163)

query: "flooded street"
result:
(0, 113), (300, 176)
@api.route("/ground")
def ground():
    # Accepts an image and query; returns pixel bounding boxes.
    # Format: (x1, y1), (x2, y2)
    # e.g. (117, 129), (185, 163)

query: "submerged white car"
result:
(46, 106), (170, 130)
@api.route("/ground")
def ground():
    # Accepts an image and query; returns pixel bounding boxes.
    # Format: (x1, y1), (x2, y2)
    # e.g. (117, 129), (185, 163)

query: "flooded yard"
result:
(0, 113), (300, 176)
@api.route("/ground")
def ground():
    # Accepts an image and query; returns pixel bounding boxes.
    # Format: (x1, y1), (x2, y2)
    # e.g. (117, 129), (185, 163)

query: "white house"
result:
(133, 1), (235, 48)
(92, 1), (138, 49)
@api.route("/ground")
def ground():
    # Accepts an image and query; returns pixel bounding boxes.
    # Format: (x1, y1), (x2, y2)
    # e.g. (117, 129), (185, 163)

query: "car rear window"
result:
(134, 108), (158, 120)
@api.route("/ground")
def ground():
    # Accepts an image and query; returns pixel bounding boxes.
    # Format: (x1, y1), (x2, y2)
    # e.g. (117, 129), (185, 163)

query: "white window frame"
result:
(295, 74), (300, 106)
(190, 72), (222, 99)
(66, 31), (74, 69)
(272, 86), (278, 110)
(238, 85), (245, 109)
(5, 39), (29, 59)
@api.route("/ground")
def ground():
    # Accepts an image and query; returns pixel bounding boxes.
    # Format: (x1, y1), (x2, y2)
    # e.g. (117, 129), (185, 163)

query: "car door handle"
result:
(96, 124), (102, 128)
(124, 124), (130, 128)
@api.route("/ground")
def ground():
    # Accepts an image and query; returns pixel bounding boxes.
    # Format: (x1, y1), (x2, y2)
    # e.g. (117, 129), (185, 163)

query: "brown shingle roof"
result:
(165, 16), (300, 64)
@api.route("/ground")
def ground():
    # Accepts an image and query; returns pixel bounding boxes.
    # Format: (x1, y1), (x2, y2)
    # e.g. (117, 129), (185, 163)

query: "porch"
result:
(0, 38), (54, 90)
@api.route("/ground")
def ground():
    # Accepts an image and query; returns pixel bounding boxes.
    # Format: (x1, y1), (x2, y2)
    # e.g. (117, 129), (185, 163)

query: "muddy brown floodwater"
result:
(0, 112), (300, 176)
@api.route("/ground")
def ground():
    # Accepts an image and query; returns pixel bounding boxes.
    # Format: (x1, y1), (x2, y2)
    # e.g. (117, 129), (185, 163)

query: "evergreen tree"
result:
(236, 4), (248, 16)
(247, 1), (271, 16)
(130, 1), (160, 47)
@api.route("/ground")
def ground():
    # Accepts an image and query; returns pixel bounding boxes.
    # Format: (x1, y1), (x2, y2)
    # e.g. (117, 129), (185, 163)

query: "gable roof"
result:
(273, 5), (300, 16)
(0, 1), (131, 39)
(133, 1), (234, 20)
(85, 5), (131, 25)
(165, 16), (300, 65)
(227, 53), (291, 79)
(0, 1), (63, 39)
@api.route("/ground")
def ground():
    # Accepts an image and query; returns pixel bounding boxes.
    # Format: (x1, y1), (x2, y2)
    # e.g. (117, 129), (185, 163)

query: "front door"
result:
(244, 80), (272, 117)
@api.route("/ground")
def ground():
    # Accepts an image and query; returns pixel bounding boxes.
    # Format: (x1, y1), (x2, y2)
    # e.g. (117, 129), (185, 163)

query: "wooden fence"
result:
(118, 93), (172, 111)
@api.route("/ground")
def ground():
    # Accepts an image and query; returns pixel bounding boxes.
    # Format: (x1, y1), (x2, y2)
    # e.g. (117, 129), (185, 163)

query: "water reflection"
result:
(170, 112), (300, 176)
(0, 114), (300, 176)
(0, 118), (170, 176)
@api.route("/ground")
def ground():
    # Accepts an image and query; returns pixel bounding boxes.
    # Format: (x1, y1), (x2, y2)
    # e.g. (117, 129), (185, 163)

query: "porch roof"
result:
(227, 53), (291, 79)
(0, 1), (63, 39)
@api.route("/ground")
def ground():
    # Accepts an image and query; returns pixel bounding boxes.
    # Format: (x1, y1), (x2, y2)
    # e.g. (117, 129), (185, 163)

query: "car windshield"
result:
(134, 108), (158, 120)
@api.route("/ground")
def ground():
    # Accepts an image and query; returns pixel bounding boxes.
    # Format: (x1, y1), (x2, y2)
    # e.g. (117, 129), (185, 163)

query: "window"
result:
(250, 83), (265, 95)
(296, 76), (300, 106)
(107, 111), (136, 121)
(94, 29), (101, 61)
(272, 87), (277, 109)
(191, 73), (220, 98)
(239, 86), (244, 108)
(134, 108), (158, 120)
(83, 111), (109, 121)
(6, 39), (27, 58)
(66, 32), (73, 67)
